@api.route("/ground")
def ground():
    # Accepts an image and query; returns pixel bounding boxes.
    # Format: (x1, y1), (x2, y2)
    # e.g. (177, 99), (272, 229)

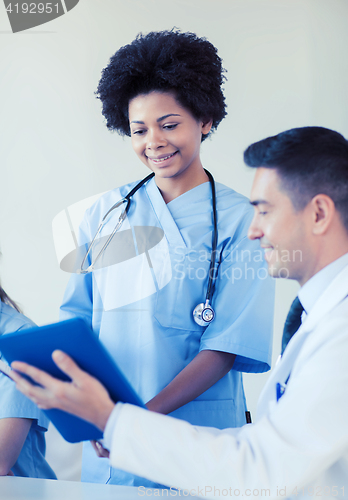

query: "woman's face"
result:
(128, 91), (212, 183)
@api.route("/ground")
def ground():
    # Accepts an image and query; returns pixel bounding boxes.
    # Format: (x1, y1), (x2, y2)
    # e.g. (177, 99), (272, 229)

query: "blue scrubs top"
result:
(60, 178), (275, 486)
(0, 301), (56, 479)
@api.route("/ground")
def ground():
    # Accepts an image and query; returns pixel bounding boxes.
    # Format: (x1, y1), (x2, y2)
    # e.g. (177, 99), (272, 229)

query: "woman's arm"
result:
(0, 418), (33, 476)
(146, 350), (236, 414)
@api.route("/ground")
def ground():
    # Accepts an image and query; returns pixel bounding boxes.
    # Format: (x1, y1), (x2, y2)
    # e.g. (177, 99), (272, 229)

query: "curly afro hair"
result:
(96, 29), (227, 141)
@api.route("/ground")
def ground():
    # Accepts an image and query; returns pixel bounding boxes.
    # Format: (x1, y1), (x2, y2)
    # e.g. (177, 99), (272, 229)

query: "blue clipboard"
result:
(0, 317), (145, 443)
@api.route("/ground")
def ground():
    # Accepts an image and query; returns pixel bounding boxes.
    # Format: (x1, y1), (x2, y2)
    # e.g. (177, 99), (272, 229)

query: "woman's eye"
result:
(132, 129), (146, 135)
(163, 124), (178, 130)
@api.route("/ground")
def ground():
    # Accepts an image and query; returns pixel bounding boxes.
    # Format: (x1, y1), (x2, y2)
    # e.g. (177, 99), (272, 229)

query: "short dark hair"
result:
(244, 126), (348, 231)
(96, 29), (227, 142)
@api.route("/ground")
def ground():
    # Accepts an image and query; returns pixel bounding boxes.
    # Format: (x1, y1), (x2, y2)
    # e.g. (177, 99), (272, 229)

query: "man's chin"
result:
(267, 264), (290, 279)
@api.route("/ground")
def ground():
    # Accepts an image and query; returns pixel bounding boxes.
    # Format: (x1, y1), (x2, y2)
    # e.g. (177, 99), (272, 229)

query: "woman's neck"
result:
(155, 166), (209, 204)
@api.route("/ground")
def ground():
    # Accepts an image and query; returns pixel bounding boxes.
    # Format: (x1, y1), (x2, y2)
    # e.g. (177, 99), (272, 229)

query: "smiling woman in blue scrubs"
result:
(59, 30), (275, 487)
(0, 286), (56, 479)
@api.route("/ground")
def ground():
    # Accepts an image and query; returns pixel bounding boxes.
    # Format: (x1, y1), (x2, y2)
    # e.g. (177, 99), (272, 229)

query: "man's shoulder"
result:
(306, 296), (348, 349)
(322, 296), (348, 325)
(291, 296), (348, 382)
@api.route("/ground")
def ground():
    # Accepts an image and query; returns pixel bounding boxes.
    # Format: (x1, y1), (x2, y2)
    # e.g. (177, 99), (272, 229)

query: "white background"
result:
(1, 0), (348, 481)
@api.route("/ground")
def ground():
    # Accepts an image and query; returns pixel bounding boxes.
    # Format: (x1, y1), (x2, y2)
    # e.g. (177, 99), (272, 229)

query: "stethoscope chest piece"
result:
(193, 300), (215, 326)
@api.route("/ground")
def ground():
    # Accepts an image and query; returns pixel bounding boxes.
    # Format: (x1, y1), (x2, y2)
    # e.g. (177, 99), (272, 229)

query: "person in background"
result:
(0, 284), (56, 479)
(11, 126), (348, 497)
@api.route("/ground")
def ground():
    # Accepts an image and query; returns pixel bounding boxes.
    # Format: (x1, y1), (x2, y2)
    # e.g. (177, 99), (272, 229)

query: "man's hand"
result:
(11, 351), (115, 432)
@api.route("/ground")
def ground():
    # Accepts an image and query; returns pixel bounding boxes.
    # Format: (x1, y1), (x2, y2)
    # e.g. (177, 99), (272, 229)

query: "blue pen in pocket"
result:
(276, 373), (291, 401)
(276, 382), (286, 401)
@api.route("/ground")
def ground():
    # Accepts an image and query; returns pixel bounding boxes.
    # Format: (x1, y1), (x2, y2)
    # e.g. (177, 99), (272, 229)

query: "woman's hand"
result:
(91, 440), (110, 458)
(10, 351), (115, 432)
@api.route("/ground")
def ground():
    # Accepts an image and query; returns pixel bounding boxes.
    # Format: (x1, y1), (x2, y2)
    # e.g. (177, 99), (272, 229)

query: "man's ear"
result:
(201, 119), (213, 135)
(310, 194), (335, 235)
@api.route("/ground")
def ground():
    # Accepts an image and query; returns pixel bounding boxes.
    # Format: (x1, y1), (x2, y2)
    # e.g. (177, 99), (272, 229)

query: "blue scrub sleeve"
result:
(59, 214), (95, 327)
(199, 235), (274, 373)
(0, 307), (50, 431)
(0, 371), (50, 431)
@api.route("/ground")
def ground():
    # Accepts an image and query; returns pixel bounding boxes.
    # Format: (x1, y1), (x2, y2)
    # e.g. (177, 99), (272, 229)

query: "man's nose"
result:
(247, 214), (263, 240)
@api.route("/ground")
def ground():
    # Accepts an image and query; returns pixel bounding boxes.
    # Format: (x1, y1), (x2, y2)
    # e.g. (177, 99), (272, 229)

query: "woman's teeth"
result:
(151, 152), (176, 163)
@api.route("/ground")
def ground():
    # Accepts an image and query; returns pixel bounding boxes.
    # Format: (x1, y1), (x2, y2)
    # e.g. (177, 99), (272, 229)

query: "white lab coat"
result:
(108, 264), (348, 499)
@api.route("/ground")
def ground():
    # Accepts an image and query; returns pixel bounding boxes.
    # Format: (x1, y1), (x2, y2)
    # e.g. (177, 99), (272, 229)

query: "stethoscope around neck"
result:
(79, 169), (218, 327)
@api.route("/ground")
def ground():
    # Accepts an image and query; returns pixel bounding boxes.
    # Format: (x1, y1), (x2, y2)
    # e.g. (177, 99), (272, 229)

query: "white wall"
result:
(1, 0), (348, 480)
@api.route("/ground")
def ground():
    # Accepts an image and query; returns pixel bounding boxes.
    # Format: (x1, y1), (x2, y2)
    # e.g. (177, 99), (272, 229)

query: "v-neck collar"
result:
(145, 177), (186, 248)
(166, 181), (211, 220)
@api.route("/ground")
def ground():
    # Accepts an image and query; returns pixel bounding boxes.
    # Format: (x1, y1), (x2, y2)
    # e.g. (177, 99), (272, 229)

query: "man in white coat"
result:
(12, 126), (348, 499)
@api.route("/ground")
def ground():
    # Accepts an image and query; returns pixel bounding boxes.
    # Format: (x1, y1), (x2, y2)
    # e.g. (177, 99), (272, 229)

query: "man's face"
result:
(248, 168), (313, 285)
